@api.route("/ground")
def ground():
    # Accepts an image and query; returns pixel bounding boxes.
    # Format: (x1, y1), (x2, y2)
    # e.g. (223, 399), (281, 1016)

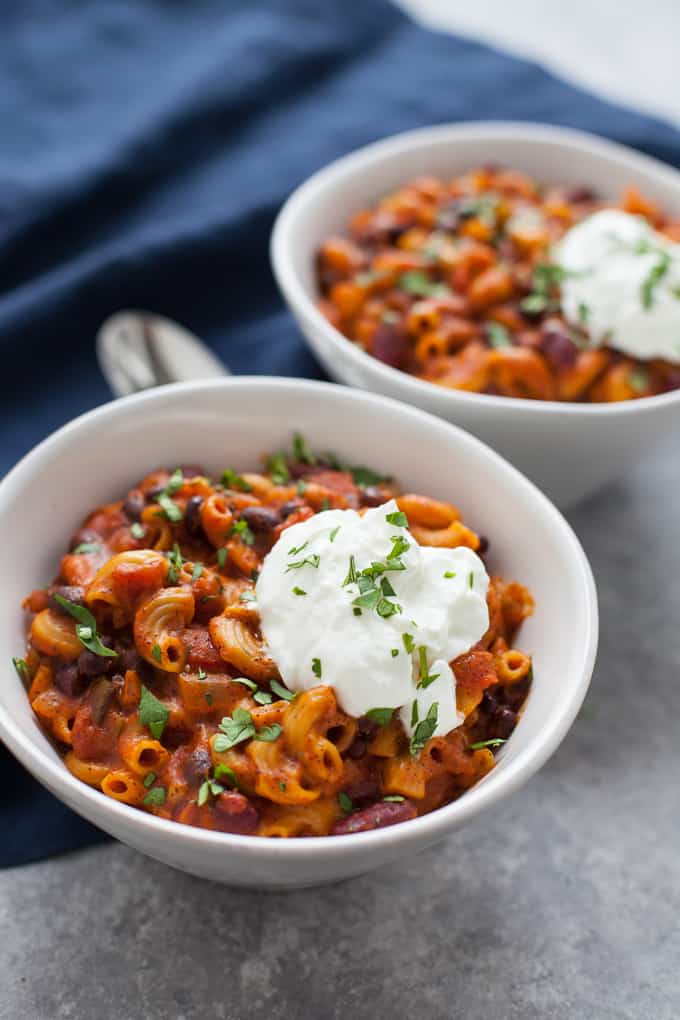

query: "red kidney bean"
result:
(346, 738), (367, 760)
(371, 323), (408, 369)
(184, 495), (204, 537)
(278, 499), (302, 518)
(54, 663), (84, 698)
(240, 506), (281, 531)
(357, 716), (379, 740)
(541, 320), (578, 368)
(343, 779), (380, 802)
(331, 799), (417, 835)
(78, 645), (117, 677)
(48, 585), (85, 612)
(122, 489), (145, 521)
(184, 747), (212, 785)
(68, 528), (101, 552)
(178, 463), (205, 479)
(477, 535), (489, 557)
(145, 483), (166, 503)
(662, 369), (680, 392)
(360, 486), (388, 508)
(565, 186), (597, 203)
(117, 646), (144, 674)
(213, 792), (259, 835)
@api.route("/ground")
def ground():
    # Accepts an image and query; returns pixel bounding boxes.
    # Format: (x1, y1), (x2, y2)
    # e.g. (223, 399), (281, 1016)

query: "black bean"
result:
(346, 738), (367, 760)
(69, 528), (100, 552)
(494, 706), (518, 739)
(184, 495), (204, 537)
(477, 535), (489, 557)
(117, 647), (144, 673)
(541, 321), (578, 369)
(122, 489), (145, 521)
(145, 483), (166, 503)
(357, 716), (379, 739)
(331, 799), (417, 835)
(49, 585), (85, 612)
(54, 663), (84, 698)
(240, 506), (281, 532)
(184, 747), (212, 785)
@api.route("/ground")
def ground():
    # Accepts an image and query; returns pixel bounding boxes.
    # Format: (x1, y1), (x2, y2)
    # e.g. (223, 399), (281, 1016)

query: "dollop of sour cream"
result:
(255, 500), (489, 739)
(555, 209), (680, 362)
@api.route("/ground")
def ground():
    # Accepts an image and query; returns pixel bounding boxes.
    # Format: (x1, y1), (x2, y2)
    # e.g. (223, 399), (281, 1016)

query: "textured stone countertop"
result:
(1, 444), (678, 1019)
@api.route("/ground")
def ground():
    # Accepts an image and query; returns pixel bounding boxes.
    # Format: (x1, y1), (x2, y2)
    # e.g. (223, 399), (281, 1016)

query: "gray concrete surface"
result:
(1, 443), (679, 1019)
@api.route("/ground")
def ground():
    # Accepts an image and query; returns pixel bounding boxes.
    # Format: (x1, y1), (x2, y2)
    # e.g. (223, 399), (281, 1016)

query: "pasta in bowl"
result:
(16, 445), (534, 838)
(0, 378), (596, 886)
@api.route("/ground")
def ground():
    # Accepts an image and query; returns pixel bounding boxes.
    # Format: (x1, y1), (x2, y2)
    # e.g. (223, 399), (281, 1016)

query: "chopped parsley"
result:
(72, 541), (101, 555)
(229, 520), (255, 546)
(578, 302), (590, 324)
(293, 432), (317, 465)
(311, 658), (322, 678)
(297, 479), (307, 496)
(639, 246), (671, 308)
(231, 676), (258, 693)
(254, 690), (273, 705)
(166, 542), (184, 584)
(365, 707), (393, 726)
(143, 786), (166, 807)
(130, 523), (145, 540)
(51, 594), (117, 658)
(348, 465), (392, 487)
(469, 738), (508, 750)
(383, 795), (405, 803)
(469, 571), (474, 589)
(214, 762), (239, 788)
(267, 453), (290, 485)
(155, 468), (184, 523)
(139, 684), (169, 740)
(444, 571), (456, 579)
(629, 367), (650, 393)
(214, 708), (256, 751)
(239, 590), (256, 603)
(143, 772), (156, 788)
(343, 555), (358, 586)
(217, 547), (228, 569)
(416, 646), (440, 689)
(402, 633), (415, 654)
(270, 678), (296, 702)
(338, 791), (353, 814)
(391, 648), (399, 658)
(286, 553), (320, 572)
(288, 540), (308, 556)
(191, 562), (204, 582)
(198, 778), (224, 806)
(151, 644), (162, 663)
(12, 657), (31, 684)
(486, 322), (512, 349)
(292, 586), (307, 596)
(257, 723), (283, 742)
(397, 271), (452, 298)
(385, 510), (408, 527)
(329, 526), (341, 543)
(520, 262), (569, 315)
(409, 701), (439, 756)
(221, 469), (252, 492)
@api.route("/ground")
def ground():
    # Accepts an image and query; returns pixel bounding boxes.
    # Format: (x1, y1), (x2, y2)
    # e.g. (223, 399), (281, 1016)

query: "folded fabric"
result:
(3, 0), (680, 867)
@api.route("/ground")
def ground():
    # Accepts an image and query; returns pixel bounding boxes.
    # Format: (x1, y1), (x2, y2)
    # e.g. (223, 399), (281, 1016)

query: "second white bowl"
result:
(271, 122), (680, 508)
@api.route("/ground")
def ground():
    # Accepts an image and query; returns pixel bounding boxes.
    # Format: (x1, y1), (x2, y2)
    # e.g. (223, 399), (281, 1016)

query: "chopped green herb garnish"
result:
(349, 465), (392, 487)
(270, 679), (295, 702)
(52, 595), (117, 657)
(296, 479), (307, 495)
(288, 540), (308, 556)
(409, 702), (439, 756)
(164, 469), (184, 495)
(139, 685), (169, 740)
(254, 690), (273, 705)
(12, 657), (31, 684)
(385, 510), (408, 527)
(143, 772), (156, 788)
(286, 553), (320, 572)
(292, 586), (307, 596)
(444, 571), (456, 579)
(311, 658), (322, 678)
(279, 780), (287, 791)
(486, 322), (512, 349)
(469, 571), (474, 589)
(157, 492), (182, 523)
(321, 497), (331, 511)
(577, 302), (590, 324)
(397, 271), (452, 298)
(197, 667), (208, 680)
(130, 523), (145, 540)
(214, 763), (239, 788)
(383, 795), (405, 803)
(166, 542), (184, 584)
(402, 633), (415, 654)
(214, 708), (256, 751)
(629, 367), (650, 393)
(198, 778), (226, 806)
(343, 555), (358, 586)
(239, 590), (256, 603)
(191, 562), (204, 582)
(72, 541), (101, 555)
(329, 526), (341, 543)
(217, 548), (227, 569)
(205, 692), (213, 706)
(151, 644), (162, 663)
(230, 520), (255, 546)
(338, 791), (353, 814)
(353, 608), (362, 617)
(231, 676), (258, 693)
(469, 738), (508, 750)
(293, 432), (317, 465)
(640, 249), (671, 308)
(143, 786), (166, 807)
(365, 707), (393, 726)
(391, 648), (399, 658)
(267, 453), (290, 485)
(417, 646), (440, 689)
(520, 294), (549, 314)
(221, 469), (252, 492)
(256, 723), (283, 742)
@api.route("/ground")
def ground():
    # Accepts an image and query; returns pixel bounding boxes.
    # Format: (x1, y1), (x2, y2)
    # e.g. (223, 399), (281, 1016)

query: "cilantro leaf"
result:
(139, 685), (170, 740)
(409, 701), (439, 757)
(52, 595), (117, 657)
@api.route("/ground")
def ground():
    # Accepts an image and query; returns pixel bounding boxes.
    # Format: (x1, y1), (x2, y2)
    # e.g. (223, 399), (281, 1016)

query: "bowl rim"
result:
(271, 119), (680, 418)
(0, 376), (598, 862)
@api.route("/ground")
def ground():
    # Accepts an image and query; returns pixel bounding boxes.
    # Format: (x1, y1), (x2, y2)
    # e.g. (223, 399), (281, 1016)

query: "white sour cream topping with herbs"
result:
(255, 500), (489, 739)
(556, 209), (680, 362)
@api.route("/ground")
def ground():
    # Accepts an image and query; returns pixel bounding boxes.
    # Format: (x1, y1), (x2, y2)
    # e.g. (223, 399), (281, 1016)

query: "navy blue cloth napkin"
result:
(3, 0), (680, 867)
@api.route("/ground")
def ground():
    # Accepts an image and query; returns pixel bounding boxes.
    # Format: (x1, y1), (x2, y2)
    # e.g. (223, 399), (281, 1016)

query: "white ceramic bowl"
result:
(0, 378), (597, 887)
(271, 122), (680, 509)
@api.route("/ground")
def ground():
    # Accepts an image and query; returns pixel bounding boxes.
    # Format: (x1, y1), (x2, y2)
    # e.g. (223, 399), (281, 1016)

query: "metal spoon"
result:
(96, 310), (230, 398)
